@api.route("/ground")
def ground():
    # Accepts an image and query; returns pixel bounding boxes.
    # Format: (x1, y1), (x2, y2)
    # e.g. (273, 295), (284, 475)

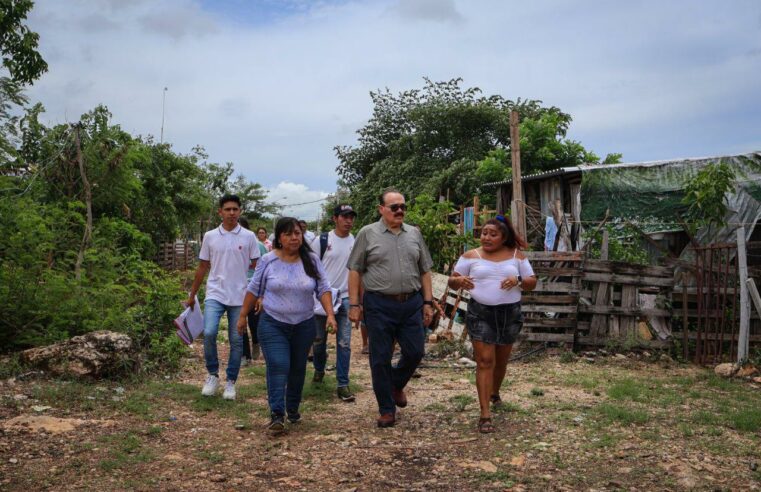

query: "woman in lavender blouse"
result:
(237, 217), (337, 434)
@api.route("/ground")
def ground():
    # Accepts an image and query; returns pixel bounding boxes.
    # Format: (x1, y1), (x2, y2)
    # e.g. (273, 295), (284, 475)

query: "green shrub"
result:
(0, 196), (186, 372)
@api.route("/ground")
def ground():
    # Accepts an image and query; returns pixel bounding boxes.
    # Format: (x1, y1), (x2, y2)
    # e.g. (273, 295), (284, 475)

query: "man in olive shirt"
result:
(347, 188), (435, 428)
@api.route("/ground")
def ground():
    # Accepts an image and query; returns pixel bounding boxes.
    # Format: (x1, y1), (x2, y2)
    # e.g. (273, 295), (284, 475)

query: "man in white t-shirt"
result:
(299, 219), (316, 244)
(309, 204), (356, 402)
(186, 195), (260, 400)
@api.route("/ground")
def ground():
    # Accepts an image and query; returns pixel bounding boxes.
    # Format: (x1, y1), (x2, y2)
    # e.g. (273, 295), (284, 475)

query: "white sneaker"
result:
(240, 356), (249, 366)
(201, 375), (219, 397)
(222, 380), (236, 400)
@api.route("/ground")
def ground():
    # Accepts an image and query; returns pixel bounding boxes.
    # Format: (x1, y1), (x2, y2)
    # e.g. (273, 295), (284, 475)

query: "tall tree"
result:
(336, 78), (619, 223)
(0, 0), (47, 169)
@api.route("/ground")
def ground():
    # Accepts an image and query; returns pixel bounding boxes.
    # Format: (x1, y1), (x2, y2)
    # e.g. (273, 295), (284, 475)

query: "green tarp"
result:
(579, 152), (761, 244)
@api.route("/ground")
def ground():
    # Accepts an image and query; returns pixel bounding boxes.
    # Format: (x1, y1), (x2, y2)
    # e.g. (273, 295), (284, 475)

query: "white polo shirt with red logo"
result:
(199, 224), (260, 306)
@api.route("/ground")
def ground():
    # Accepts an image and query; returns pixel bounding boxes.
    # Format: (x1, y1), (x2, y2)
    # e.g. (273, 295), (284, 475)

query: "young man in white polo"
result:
(186, 194), (260, 400)
(309, 204), (357, 402)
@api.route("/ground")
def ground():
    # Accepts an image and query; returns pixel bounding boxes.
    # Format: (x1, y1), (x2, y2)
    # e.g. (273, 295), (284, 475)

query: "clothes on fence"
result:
(544, 216), (558, 251)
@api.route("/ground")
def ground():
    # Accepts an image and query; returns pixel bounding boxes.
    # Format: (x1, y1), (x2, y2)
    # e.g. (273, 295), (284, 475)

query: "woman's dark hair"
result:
(238, 217), (250, 229)
(273, 217), (320, 280)
(484, 216), (527, 249)
(257, 227), (267, 235)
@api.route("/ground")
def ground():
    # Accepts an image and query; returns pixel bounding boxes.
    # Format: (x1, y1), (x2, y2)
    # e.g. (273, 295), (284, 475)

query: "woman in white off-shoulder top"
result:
(448, 216), (537, 433)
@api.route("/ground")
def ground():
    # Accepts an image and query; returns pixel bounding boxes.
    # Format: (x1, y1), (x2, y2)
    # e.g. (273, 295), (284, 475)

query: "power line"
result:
(278, 195), (332, 208)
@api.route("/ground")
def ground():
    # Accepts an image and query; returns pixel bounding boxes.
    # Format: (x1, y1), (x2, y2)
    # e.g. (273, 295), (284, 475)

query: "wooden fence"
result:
(156, 241), (195, 271)
(432, 251), (675, 348)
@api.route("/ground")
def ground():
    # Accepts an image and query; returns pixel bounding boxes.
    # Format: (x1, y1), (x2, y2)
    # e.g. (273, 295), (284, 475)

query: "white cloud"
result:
(389, 0), (464, 24)
(23, 0), (761, 197)
(266, 181), (331, 221)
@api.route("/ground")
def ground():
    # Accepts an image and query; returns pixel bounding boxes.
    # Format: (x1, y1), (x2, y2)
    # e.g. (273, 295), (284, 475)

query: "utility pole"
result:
(509, 110), (526, 240)
(160, 87), (168, 143)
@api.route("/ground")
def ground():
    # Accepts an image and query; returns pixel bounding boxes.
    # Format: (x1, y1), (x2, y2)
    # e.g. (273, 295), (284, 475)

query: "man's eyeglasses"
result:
(385, 203), (407, 212)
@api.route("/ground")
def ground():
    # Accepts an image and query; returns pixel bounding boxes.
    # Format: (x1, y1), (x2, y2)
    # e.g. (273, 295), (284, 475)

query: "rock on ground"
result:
(21, 331), (135, 378)
(714, 362), (739, 378)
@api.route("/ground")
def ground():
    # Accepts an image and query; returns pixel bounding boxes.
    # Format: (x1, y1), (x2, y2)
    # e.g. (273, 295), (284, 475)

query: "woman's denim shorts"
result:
(466, 299), (524, 346)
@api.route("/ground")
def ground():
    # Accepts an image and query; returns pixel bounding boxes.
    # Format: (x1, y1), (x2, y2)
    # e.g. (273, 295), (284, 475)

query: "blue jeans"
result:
(203, 299), (244, 382)
(363, 292), (425, 415)
(257, 312), (316, 417)
(313, 297), (352, 387)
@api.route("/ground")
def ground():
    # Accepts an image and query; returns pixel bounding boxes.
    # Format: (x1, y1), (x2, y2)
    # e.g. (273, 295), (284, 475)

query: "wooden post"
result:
(748, 278), (761, 321)
(737, 227), (750, 362)
(682, 272), (689, 361)
(509, 110), (526, 240)
(473, 195), (480, 238)
(590, 230), (610, 337)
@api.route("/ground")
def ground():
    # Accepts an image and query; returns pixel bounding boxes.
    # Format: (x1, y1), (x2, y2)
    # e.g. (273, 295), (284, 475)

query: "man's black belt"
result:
(369, 291), (418, 302)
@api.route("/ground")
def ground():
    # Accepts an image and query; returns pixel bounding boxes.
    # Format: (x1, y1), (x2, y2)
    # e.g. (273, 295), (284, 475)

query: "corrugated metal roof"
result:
(481, 153), (756, 188)
(483, 166), (580, 187)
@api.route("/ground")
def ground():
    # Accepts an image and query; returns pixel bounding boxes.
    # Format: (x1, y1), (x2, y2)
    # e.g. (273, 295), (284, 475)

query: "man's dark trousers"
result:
(363, 291), (425, 415)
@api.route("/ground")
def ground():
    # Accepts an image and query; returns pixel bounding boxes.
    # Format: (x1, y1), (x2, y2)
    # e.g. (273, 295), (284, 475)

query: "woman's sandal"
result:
(478, 417), (496, 434)
(490, 394), (503, 408)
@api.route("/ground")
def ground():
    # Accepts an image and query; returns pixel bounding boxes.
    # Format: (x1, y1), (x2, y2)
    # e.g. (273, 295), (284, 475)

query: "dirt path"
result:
(3, 332), (761, 491)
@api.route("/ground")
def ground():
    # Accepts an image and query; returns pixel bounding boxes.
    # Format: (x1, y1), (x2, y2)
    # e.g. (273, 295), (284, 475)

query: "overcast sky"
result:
(25, 0), (761, 219)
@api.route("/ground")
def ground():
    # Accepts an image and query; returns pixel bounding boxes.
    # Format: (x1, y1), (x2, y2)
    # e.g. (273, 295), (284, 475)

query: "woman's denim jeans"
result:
(203, 299), (243, 382)
(257, 312), (316, 417)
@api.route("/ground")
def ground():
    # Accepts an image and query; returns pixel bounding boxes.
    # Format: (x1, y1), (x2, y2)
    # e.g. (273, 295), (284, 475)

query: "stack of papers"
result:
(174, 297), (204, 345)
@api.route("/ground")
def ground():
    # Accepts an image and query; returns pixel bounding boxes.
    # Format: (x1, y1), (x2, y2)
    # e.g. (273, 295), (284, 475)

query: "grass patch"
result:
(424, 403), (447, 412)
(122, 392), (154, 419)
(146, 425), (163, 436)
(607, 378), (650, 402)
(0, 353), (24, 379)
(196, 449), (224, 463)
(471, 469), (513, 487)
(530, 387), (545, 397)
(449, 394), (476, 412)
(596, 403), (649, 425)
(493, 401), (523, 414)
(691, 409), (720, 426)
(705, 374), (739, 392)
(559, 351), (576, 364)
(730, 408), (761, 432)
(563, 374), (601, 391)
(585, 432), (620, 449)
(31, 381), (102, 410)
(299, 370), (362, 414)
(97, 432), (154, 471)
(678, 423), (694, 437)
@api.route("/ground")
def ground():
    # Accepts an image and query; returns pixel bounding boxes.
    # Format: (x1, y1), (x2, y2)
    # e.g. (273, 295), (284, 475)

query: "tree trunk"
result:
(73, 125), (93, 281)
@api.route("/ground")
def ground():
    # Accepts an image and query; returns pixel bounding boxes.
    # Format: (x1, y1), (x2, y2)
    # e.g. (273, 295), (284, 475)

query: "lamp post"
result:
(160, 87), (168, 143)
